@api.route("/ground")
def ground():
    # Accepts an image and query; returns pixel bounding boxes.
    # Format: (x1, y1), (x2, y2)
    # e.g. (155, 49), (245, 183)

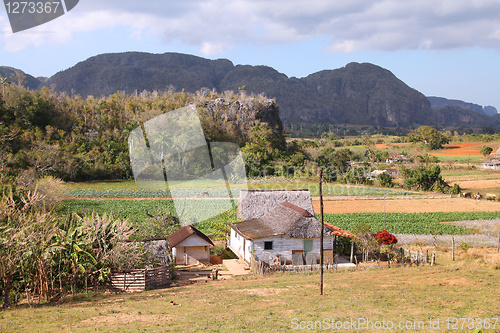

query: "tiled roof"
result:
(168, 225), (214, 248)
(323, 221), (359, 239)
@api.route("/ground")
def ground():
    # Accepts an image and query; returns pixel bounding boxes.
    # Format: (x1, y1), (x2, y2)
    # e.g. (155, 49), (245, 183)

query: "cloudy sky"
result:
(1, 0), (500, 110)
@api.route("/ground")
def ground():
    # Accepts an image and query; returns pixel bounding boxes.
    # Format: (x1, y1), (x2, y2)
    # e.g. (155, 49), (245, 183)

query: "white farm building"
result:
(228, 190), (355, 265)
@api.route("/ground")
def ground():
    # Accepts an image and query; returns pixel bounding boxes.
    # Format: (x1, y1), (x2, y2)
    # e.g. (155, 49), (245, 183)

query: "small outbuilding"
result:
(482, 159), (500, 170)
(168, 225), (214, 265)
(386, 154), (409, 164)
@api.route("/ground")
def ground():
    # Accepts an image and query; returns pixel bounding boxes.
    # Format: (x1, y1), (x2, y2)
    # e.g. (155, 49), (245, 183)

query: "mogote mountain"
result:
(5, 52), (499, 128)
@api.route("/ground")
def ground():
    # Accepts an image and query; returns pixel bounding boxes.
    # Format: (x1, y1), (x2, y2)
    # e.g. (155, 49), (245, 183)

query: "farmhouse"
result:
(386, 154), (409, 164)
(481, 159), (500, 170)
(229, 190), (355, 265)
(168, 225), (214, 265)
(369, 168), (399, 180)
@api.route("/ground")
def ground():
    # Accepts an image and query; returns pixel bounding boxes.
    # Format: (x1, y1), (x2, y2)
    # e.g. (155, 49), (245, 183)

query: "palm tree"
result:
(1, 77), (11, 96)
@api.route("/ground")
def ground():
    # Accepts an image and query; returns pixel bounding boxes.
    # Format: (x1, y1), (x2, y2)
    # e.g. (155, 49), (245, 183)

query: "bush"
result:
(378, 172), (393, 187)
(210, 244), (237, 259)
(374, 230), (398, 245)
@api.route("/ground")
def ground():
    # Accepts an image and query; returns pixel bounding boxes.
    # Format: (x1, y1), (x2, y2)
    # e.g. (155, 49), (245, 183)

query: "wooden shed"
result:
(168, 225), (214, 265)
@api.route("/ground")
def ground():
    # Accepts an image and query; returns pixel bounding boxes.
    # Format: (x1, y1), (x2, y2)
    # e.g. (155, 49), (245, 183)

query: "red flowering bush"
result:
(374, 230), (398, 245)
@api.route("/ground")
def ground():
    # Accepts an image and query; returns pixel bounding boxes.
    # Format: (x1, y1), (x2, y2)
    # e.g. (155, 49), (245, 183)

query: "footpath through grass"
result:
(1, 259), (499, 333)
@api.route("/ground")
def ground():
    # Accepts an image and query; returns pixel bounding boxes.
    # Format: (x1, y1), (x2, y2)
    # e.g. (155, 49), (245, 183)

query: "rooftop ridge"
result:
(280, 201), (313, 217)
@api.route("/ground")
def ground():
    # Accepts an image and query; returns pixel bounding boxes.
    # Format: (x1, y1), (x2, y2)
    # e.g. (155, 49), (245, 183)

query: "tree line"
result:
(0, 83), (473, 193)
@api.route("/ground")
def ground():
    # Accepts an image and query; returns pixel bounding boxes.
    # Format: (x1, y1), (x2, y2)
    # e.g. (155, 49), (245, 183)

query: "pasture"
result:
(1, 253), (499, 333)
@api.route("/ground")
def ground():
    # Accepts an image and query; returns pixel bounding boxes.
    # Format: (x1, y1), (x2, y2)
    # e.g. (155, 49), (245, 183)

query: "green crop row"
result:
(61, 199), (176, 222)
(65, 184), (414, 198)
(320, 211), (500, 235)
(62, 200), (499, 237)
(61, 199), (237, 228)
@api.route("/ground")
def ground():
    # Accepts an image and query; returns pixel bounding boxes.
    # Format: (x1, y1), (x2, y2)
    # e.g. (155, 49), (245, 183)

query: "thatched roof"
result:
(232, 201), (356, 240)
(168, 225), (214, 248)
(239, 189), (315, 220)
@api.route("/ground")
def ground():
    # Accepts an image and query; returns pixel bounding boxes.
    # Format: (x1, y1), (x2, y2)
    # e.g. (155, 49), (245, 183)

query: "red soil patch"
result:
(430, 142), (485, 157)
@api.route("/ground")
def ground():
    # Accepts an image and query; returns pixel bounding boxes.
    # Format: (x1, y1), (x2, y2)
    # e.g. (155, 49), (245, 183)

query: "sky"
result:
(1, 0), (500, 111)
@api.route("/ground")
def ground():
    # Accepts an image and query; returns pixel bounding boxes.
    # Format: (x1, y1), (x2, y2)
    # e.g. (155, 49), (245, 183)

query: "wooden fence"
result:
(252, 247), (433, 275)
(396, 247), (430, 266)
(252, 254), (350, 275)
(110, 266), (173, 292)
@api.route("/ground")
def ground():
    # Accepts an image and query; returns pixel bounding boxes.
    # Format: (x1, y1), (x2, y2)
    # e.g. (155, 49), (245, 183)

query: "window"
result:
(304, 239), (313, 253)
(264, 241), (273, 250)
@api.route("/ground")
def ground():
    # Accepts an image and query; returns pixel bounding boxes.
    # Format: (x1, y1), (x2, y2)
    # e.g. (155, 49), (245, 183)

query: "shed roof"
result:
(168, 225), (214, 248)
(239, 189), (315, 220)
(231, 201), (356, 240)
(483, 159), (500, 165)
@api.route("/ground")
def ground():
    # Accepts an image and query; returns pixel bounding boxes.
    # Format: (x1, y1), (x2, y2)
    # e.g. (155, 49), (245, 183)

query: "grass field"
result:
(1, 252), (499, 333)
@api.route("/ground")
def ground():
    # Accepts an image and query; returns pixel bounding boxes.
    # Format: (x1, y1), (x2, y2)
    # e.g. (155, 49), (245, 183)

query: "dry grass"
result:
(1, 256), (499, 333)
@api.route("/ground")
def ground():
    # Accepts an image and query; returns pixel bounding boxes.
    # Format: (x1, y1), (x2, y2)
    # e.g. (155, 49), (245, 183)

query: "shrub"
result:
(210, 244), (237, 259)
(374, 230), (398, 245)
(378, 172), (393, 187)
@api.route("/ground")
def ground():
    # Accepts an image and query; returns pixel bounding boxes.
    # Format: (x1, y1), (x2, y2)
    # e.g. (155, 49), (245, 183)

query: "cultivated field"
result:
(431, 142), (486, 157)
(313, 197), (500, 214)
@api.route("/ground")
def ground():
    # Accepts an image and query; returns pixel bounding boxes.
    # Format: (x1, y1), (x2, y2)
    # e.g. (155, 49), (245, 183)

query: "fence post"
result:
(350, 241), (354, 263)
(452, 237), (455, 261)
(426, 250), (429, 264)
(497, 231), (500, 253)
(400, 247), (404, 267)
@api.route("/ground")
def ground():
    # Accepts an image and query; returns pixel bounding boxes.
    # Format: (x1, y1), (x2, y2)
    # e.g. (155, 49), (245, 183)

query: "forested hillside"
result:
(0, 85), (284, 185)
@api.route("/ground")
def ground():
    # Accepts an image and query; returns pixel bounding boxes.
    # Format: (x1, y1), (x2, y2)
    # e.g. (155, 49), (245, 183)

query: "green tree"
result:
(480, 145), (493, 157)
(377, 172), (393, 187)
(401, 165), (446, 191)
(352, 224), (379, 266)
(407, 126), (450, 150)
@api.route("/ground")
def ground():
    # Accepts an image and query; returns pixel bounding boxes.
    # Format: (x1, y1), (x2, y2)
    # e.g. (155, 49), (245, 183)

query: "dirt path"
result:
(221, 259), (250, 276)
(313, 197), (500, 213)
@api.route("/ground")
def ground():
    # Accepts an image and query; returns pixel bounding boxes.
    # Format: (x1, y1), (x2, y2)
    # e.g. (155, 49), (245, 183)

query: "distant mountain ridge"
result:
(3, 52), (498, 129)
(0, 66), (41, 90)
(428, 96), (498, 116)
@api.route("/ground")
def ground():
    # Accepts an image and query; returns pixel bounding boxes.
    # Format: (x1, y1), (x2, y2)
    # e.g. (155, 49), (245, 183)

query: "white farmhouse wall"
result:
(173, 245), (210, 265)
(229, 228), (336, 264)
(228, 228), (253, 262)
(176, 235), (212, 247)
(252, 236), (334, 262)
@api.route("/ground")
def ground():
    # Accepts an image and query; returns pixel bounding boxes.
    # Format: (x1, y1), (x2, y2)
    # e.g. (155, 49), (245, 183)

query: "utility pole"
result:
(320, 169), (324, 295)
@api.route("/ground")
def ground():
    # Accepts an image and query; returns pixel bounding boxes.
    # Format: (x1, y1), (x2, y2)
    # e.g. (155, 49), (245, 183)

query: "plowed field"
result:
(431, 142), (485, 156)
(312, 197), (500, 213)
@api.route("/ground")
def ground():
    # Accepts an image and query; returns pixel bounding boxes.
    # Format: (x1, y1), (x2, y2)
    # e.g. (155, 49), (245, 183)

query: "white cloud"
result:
(2, 0), (500, 54)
